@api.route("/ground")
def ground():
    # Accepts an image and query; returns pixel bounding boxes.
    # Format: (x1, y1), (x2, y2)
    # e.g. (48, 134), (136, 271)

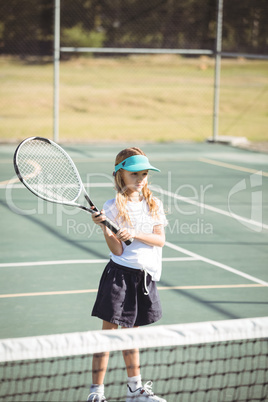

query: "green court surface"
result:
(0, 142), (267, 339)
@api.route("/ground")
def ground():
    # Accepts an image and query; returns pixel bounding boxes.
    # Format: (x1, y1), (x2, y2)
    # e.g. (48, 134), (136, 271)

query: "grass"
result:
(0, 55), (267, 143)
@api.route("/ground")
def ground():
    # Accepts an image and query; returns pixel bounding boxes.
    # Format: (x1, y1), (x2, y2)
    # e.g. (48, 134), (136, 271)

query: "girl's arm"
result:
(92, 211), (165, 250)
(117, 224), (165, 247)
(135, 224), (165, 247)
(91, 210), (124, 256)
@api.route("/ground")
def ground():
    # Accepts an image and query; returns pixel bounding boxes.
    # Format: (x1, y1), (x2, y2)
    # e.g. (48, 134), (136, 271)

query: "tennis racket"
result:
(13, 137), (133, 246)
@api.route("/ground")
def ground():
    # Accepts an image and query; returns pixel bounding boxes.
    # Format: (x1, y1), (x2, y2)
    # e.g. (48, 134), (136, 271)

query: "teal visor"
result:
(115, 155), (160, 173)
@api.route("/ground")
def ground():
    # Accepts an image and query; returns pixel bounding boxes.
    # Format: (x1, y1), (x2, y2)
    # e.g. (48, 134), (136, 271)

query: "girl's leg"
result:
(122, 327), (142, 391)
(122, 326), (140, 377)
(122, 348), (140, 378)
(92, 320), (118, 385)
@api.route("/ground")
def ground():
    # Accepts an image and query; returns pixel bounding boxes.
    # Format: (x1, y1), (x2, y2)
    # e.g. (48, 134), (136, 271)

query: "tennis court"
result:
(0, 141), (267, 340)
(0, 141), (268, 401)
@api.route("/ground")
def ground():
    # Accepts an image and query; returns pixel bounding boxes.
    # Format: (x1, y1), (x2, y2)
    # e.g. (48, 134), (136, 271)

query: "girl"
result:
(88, 147), (167, 402)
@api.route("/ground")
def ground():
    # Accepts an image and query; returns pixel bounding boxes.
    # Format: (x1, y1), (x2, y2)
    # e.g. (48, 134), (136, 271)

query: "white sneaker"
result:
(87, 392), (107, 401)
(126, 381), (167, 401)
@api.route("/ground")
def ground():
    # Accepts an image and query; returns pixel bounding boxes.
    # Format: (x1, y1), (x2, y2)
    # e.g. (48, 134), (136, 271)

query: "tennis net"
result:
(0, 317), (267, 402)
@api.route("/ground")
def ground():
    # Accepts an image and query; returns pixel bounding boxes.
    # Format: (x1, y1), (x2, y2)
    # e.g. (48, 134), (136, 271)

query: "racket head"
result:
(13, 137), (83, 205)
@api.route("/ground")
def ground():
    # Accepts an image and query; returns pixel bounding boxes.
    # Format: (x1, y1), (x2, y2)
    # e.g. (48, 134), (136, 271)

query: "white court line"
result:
(151, 185), (268, 231)
(0, 182), (114, 189)
(0, 259), (109, 268)
(6, 180), (265, 231)
(165, 241), (268, 287)
(163, 257), (197, 262)
(199, 157), (268, 177)
(0, 256), (197, 268)
(0, 284), (264, 299)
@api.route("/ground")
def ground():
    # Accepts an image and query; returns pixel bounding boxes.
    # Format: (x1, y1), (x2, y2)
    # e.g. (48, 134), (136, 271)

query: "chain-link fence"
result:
(0, 0), (267, 142)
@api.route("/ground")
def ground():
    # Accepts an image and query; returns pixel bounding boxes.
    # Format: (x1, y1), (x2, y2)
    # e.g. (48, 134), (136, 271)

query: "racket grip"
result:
(103, 217), (134, 246)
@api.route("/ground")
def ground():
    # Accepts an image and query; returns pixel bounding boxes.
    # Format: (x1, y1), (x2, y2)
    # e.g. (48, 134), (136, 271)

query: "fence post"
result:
(53, 0), (60, 143)
(212, 0), (224, 142)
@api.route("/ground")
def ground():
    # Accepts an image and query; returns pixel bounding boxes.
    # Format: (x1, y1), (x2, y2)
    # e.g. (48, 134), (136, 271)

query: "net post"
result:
(53, 0), (60, 143)
(212, 0), (224, 142)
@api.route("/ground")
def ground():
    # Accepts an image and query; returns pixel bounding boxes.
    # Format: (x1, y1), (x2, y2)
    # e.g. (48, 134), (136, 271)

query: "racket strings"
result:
(17, 140), (81, 203)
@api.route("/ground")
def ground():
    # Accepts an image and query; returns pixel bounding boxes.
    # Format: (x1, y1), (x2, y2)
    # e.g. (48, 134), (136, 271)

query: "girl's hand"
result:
(115, 228), (135, 243)
(91, 208), (124, 256)
(91, 209), (106, 226)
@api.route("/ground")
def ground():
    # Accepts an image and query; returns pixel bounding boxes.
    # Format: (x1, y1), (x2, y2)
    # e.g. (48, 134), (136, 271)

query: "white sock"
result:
(127, 375), (142, 391)
(90, 384), (104, 395)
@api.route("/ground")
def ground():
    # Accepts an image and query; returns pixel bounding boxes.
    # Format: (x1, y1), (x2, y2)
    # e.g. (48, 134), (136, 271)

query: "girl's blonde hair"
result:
(114, 147), (159, 225)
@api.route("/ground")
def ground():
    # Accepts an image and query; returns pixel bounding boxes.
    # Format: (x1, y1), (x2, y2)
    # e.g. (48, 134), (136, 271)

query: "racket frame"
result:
(13, 137), (133, 245)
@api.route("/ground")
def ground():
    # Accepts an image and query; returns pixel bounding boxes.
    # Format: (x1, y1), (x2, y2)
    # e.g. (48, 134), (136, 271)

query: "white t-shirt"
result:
(103, 197), (168, 281)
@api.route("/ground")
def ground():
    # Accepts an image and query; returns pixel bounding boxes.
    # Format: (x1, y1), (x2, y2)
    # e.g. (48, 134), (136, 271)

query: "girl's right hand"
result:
(91, 209), (106, 226)
(91, 208), (123, 255)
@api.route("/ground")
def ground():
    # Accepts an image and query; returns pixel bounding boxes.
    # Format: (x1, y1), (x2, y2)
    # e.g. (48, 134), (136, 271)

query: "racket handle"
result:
(103, 217), (134, 246)
(124, 238), (134, 246)
(89, 209), (133, 246)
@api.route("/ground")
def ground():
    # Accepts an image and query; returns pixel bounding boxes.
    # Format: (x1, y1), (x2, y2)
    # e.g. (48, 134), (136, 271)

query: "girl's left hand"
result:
(116, 228), (135, 243)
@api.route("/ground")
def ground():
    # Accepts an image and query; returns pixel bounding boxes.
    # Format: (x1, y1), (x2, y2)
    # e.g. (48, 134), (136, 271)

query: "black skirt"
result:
(91, 259), (162, 328)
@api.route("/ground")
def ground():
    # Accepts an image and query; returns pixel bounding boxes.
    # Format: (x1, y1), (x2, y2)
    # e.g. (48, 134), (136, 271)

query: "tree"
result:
(0, 0), (267, 56)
